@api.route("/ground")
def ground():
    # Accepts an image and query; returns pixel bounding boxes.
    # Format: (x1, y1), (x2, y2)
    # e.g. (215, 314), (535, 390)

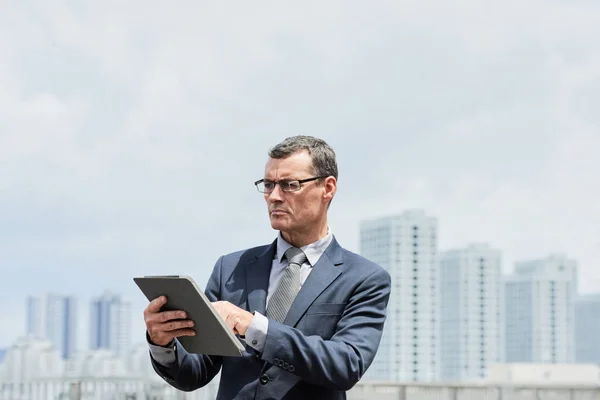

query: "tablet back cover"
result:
(134, 276), (244, 357)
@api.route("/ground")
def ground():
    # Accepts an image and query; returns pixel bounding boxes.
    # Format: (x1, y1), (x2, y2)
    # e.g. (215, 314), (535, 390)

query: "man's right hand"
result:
(144, 295), (196, 346)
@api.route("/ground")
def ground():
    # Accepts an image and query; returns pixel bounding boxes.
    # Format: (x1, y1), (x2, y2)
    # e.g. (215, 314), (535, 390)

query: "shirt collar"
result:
(275, 229), (333, 267)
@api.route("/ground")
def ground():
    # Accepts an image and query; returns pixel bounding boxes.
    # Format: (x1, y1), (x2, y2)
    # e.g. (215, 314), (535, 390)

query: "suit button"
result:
(289, 365), (295, 372)
(260, 374), (269, 385)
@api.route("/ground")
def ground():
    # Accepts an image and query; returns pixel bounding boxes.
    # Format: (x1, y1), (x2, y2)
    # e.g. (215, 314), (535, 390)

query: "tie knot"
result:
(284, 247), (307, 266)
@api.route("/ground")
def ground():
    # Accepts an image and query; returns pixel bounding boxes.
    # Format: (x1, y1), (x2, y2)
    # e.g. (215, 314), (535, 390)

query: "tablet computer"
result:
(134, 275), (245, 357)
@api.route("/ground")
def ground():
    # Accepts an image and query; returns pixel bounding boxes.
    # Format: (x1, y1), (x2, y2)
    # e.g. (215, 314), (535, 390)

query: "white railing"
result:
(0, 377), (217, 400)
(348, 381), (600, 400)
(1, 379), (598, 400)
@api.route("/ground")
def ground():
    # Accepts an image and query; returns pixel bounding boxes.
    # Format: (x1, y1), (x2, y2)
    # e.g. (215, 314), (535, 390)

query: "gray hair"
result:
(268, 135), (338, 181)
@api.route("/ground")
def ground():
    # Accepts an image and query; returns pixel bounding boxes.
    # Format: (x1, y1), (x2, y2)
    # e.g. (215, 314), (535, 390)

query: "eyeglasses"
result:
(254, 176), (328, 193)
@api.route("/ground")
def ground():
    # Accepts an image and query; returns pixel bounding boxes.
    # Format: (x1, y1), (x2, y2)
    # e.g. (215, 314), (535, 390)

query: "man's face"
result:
(262, 150), (332, 234)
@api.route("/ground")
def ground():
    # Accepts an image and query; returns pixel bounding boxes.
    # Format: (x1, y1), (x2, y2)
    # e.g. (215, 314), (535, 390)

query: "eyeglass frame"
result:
(254, 175), (329, 193)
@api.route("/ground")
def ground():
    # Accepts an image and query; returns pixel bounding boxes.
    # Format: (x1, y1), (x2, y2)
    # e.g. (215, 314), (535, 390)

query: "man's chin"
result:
(269, 217), (287, 231)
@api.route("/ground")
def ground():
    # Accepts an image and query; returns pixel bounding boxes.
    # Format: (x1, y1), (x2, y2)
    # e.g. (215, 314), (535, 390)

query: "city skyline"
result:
(2, 208), (598, 354)
(18, 291), (136, 356)
(357, 211), (597, 382)
(1, 210), (598, 391)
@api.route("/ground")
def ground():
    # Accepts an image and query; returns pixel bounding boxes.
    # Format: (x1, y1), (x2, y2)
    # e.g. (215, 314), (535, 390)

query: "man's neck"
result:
(281, 224), (329, 248)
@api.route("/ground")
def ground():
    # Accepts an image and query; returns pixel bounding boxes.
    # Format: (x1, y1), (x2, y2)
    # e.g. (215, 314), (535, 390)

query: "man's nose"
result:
(267, 184), (284, 202)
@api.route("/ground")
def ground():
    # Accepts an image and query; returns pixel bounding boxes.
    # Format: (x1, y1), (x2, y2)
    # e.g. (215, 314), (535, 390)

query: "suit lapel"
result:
(283, 237), (344, 327)
(245, 239), (276, 315)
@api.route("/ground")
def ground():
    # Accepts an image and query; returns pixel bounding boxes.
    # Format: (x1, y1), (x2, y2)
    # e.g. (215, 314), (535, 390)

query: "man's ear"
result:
(323, 176), (337, 203)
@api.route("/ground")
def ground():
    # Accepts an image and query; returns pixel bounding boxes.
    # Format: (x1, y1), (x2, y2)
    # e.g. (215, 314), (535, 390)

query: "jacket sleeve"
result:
(150, 256), (225, 392)
(259, 267), (392, 391)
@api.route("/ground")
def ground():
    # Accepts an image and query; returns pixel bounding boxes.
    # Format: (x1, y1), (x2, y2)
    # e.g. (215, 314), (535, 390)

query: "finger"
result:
(212, 300), (232, 311)
(233, 315), (251, 337)
(224, 313), (237, 331)
(146, 296), (168, 313)
(211, 301), (225, 313)
(171, 328), (196, 338)
(159, 310), (188, 323)
(145, 310), (187, 328)
(232, 316), (243, 334)
(149, 328), (196, 346)
(212, 302), (228, 319)
(160, 319), (195, 332)
(159, 329), (196, 343)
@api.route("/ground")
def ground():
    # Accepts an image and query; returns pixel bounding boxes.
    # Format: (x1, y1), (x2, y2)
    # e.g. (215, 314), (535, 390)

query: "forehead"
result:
(264, 150), (313, 178)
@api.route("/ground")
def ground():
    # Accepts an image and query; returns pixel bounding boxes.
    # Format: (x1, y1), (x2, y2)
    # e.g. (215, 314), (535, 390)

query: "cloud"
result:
(0, 0), (599, 347)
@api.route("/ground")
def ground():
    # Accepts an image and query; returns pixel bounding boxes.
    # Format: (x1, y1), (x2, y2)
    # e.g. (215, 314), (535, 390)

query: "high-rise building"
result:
(90, 292), (132, 357)
(504, 254), (577, 363)
(25, 294), (77, 360)
(439, 243), (504, 381)
(26, 296), (44, 338)
(574, 293), (600, 364)
(360, 210), (439, 382)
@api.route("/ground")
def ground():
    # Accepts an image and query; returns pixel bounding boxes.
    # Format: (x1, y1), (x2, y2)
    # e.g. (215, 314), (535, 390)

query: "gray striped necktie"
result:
(266, 247), (308, 323)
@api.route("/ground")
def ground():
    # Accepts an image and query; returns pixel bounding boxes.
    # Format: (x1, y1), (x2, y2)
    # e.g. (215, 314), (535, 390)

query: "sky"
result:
(0, 1), (599, 350)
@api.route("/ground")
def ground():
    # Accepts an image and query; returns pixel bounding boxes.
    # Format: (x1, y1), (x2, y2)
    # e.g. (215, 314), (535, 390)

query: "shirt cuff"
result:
(146, 332), (177, 366)
(244, 311), (268, 353)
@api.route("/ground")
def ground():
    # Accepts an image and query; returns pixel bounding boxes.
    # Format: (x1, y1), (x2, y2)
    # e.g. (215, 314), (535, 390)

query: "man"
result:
(143, 136), (391, 399)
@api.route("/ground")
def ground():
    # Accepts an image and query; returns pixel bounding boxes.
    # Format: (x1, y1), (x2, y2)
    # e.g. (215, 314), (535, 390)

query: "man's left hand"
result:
(212, 301), (254, 336)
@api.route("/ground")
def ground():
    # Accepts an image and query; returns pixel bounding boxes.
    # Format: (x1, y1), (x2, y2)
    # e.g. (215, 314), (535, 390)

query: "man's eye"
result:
(286, 181), (300, 191)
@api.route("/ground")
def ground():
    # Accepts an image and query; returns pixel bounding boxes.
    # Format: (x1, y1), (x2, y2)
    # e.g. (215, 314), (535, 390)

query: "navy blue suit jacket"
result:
(151, 236), (391, 399)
